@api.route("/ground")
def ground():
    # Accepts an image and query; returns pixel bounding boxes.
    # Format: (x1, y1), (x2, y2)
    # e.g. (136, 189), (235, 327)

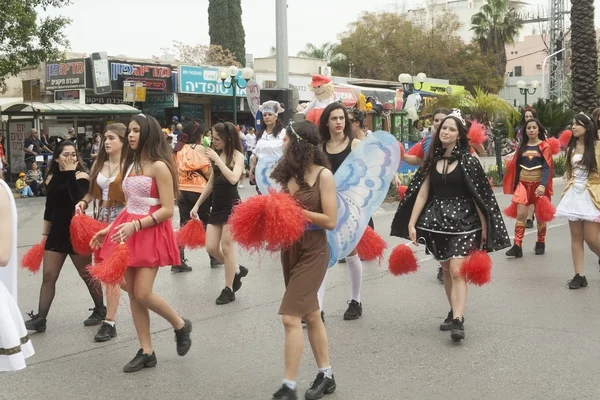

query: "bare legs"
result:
(569, 221), (600, 276)
(206, 224), (239, 289)
(105, 286), (121, 322)
(440, 259), (468, 320)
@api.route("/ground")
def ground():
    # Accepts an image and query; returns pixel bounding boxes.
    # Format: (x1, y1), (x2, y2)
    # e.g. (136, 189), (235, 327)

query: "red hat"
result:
(310, 75), (331, 87)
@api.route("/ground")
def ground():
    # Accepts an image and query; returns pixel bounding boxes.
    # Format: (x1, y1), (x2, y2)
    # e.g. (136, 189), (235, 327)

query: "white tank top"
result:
(97, 173), (116, 201)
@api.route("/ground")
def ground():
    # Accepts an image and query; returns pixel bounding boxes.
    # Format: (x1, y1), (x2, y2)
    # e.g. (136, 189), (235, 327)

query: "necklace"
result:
(104, 162), (119, 182)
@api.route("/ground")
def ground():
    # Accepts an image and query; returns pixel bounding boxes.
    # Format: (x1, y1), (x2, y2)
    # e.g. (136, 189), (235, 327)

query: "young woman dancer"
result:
(516, 108), (538, 228)
(249, 101), (285, 191)
(270, 120), (337, 400)
(391, 110), (510, 341)
(556, 113), (600, 289)
(318, 102), (364, 321)
(173, 122), (218, 271)
(77, 123), (127, 342)
(503, 118), (553, 258)
(92, 114), (191, 372)
(191, 122), (248, 305)
(0, 162), (35, 371)
(24, 141), (105, 332)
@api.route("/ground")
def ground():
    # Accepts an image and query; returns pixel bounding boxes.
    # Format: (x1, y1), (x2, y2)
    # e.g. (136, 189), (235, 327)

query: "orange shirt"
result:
(175, 145), (211, 193)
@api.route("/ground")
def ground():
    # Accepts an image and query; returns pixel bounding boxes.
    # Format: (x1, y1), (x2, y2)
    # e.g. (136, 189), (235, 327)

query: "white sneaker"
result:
(239, 184), (244, 189)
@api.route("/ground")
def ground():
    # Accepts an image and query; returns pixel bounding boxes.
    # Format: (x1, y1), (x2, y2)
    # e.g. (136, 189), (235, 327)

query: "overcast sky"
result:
(46, 0), (600, 60)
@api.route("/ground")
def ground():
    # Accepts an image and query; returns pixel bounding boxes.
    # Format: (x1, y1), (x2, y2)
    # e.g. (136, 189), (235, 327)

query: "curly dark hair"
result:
(271, 120), (330, 187)
(421, 115), (470, 177)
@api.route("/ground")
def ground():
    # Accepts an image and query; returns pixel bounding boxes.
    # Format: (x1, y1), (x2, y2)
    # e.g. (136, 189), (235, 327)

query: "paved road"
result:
(2, 180), (600, 400)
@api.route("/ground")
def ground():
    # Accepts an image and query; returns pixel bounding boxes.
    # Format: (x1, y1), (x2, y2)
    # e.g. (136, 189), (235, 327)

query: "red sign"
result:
(333, 86), (357, 107)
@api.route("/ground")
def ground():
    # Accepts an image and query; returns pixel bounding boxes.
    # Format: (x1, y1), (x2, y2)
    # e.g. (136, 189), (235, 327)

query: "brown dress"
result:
(279, 169), (329, 317)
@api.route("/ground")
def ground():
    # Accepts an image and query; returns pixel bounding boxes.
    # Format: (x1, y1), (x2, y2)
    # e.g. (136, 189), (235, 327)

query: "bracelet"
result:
(137, 220), (143, 231)
(150, 213), (158, 225)
(42, 233), (49, 236)
(133, 221), (139, 232)
(81, 199), (89, 209)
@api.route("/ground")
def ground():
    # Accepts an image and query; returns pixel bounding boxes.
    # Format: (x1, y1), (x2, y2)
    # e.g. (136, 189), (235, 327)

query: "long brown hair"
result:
(122, 114), (179, 195)
(566, 113), (598, 178)
(88, 123), (127, 193)
(318, 102), (353, 143)
(421, 115), (470, 177)
(212, 122), (243, 169)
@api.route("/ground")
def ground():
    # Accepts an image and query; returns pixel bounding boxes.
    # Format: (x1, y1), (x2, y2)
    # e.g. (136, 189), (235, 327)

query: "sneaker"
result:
(273, 385), (298, 400)
(450, 318), (465, 341)
(216, 287), (235, 305)
(437, 267), (443, 283)
(505, 244), (523, 258)
(123, 349), (157, 373)
(305, 372), (336, 400)
(94, 322), (117, 342)
(439, 310), (453, 331)
(534, 242), (545, 255)
(232, 265), (248, 292)
(343, 300), (362, 320)
(210, 255), (222, 269)
(25, 312), (46, 332)
(84, 306), (107, 326)
(174, 318), (192, 356)
(171, 260), (193, 273)
(526, 219), (534, 229)
(568, 274), (588, 289)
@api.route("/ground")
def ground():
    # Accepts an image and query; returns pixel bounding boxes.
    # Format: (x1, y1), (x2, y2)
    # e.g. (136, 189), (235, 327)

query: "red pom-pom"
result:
(357, 226), (387, 261)
(535, 196), (556, 222)
(21, 239), (46, 273)
(176, 218), (206, 249)
(262, 190), (309, 251)
(468, 121), (487, 147)
(397, 185), (408, 199)
(460, 250), (492, 286)
(407, 143), (421, 156)
(559, 130), (572, 149)
(229, 195), (268, 251)
(388, 244), (418, 276)
(503, 202), (518, 219)
(88, 243), (129, 286)
(547, 137), (561, 155)
(70, 213), (108, 256)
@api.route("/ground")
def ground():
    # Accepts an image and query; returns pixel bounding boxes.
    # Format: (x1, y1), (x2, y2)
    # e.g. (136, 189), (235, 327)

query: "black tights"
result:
(37, 251), (104, 319)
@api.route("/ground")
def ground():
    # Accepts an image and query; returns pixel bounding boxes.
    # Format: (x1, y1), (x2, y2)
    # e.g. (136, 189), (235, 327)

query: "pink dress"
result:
(99, 175), (180, 267)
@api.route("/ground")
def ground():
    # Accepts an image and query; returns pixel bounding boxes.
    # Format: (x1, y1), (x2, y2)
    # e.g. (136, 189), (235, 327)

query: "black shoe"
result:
(123, 349), (157, 373)
(450, 318), (465, 341)
(437, 267), (443, 283)
(210, 255), (222, 269)
(216, 287), (235, 305)
(526, 219), (534, 229)
(439, 310), (453, 331)
(94, 322), (117, 342)
(505, 244), (523, 258)
(25, 312), (46, 332)
(174, 318), (192, 356)
(171, 260), (193, 273)
(568, 274), (588, 289)
(305, 372), (336, 400)
(84, 306), (107, 326)
(273, 385), (298, 400)
(534, 242), (545, 255)
(343, 300), (362, 320)
(232, 265), (248, 292)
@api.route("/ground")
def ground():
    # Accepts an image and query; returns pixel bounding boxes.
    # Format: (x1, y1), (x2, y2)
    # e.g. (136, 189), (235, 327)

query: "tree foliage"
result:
(530, 98), (575, 136)
(0, 0), (71, 92)
(470, 0), (523, 76)
(334, 11), (504, 94)
(569, 0), (598, 113)
(161, 42), (241, 67)
(208, 0), (246, 66)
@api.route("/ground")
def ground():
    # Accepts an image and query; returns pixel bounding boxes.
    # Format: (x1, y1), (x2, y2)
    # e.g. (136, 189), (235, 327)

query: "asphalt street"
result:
(2, 176), (600, 400)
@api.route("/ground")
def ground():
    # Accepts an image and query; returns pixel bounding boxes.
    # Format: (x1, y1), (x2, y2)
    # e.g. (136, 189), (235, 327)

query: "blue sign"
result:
(179, 66), (247, 97)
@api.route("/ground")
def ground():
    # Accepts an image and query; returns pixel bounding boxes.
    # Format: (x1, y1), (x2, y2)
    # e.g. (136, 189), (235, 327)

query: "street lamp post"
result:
(219, 66), (254, 125)
(516, 80), (539, 107)
(397, 72), (426, 140)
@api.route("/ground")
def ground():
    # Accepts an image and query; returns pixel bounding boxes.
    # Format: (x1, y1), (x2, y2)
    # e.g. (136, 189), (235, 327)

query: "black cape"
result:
(390, 148), (511, 253)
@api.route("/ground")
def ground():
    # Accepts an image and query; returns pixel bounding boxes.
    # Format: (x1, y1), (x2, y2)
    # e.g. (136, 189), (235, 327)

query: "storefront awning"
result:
(1, 102), (141, 116)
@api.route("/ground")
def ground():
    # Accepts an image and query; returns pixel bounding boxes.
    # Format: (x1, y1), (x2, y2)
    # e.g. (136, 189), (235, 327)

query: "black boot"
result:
(534, 242), (545, 255)
(84, 306), (106, 326)
(505, 244), (523, 258)
(25, 312), (46, 332)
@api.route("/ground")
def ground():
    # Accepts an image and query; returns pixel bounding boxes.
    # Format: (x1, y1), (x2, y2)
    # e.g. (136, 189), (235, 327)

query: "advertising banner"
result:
(8, 120), (34, 172)
(110, 61), (174, 92)
(179, 65), (247, 97)
(45, 59), (86, 90)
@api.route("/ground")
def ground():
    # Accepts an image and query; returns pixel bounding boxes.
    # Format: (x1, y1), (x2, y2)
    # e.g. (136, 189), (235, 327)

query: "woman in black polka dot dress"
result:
(391, 110), (510, 341)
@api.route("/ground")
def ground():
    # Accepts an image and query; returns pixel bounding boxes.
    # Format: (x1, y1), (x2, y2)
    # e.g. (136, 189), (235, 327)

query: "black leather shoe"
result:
(216, 287), (235, 305)
(84, 306), (107, 326)
(25, 312), (46, 332)
(272, 385), (297, 399)
(343, 300), (362, 320)
(305, 372), (336, 400)
(123, 349), (157, 373)
(174, 318), (192, 356)
(232, 265), (248, 292)
(94, 322), (117, 342)
(450, 318), (465, 341)
(505, 244), (523, 258)
(171, 259), (193, 273)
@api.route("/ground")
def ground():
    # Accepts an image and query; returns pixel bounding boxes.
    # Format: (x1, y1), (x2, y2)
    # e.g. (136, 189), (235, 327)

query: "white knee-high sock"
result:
(346, 254), (363, 303)
(317, 269), (328, 311)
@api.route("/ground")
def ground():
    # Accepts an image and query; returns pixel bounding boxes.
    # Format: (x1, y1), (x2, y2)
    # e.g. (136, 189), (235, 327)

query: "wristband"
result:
(81, 199), (89, 209)
(42, 233), (49, 236)
(150, 214), (158, 225)
(133, 221), (139, 232)
(137, 220), (143, 231)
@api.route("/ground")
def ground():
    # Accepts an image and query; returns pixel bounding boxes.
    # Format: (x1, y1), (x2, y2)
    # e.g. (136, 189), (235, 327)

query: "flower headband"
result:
(287, 122), (313, 146)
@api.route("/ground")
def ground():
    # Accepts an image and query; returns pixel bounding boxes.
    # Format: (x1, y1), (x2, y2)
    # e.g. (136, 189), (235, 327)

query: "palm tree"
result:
(297, 42), (339, 61)
(570, 0), (598, 113)
(471, 0), (523, 76)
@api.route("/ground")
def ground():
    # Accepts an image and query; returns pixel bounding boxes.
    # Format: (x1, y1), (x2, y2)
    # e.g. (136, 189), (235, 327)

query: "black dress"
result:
(208, 166), (240, 225)
(44, 170), (90, 254)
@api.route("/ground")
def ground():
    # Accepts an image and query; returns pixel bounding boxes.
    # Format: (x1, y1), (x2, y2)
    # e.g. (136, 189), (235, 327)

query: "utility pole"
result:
(275, 0), (289, 89)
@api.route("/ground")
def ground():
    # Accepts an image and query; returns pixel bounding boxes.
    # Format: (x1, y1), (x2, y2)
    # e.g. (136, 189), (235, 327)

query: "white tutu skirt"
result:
(556, 186), (600, 222)
(0, 281), (34, 372)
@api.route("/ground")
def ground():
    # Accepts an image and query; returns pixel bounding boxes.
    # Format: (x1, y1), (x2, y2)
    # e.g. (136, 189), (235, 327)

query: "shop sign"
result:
(211, 98), (242, 112)
(54, 89), (85, 104)
(110, 61), (174, 92)
(145, 93), (178, 108)
(420, 83), (465, 95)
(45, 59), (86, 90)
(180, 104), (206, 121)
(333, 86), (358, 107)
(86, 95), (127, 105)
(179, 66), (247, 97)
